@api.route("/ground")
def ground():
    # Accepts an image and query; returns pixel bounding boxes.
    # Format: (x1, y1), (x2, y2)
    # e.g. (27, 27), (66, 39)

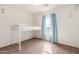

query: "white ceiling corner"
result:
(8, 4), (59, 14)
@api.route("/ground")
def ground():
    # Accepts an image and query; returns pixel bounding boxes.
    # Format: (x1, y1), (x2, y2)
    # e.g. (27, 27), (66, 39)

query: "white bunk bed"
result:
(12, 24), (41, 51)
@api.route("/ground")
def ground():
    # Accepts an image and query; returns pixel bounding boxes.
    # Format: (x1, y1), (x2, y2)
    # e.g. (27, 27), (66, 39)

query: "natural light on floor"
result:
(42, 42), (52, 54)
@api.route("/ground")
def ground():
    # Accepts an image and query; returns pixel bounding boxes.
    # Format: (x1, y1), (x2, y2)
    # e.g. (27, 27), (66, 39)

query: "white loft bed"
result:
(12, 24), (41, 51)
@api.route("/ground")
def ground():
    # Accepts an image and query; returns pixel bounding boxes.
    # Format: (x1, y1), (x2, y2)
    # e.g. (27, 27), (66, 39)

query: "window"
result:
(46, 16), (51, 28)
(45, 15), (51, 40)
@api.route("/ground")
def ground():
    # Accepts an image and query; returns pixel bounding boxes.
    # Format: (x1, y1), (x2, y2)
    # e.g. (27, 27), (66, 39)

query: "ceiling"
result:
(9, 4), (59, 14)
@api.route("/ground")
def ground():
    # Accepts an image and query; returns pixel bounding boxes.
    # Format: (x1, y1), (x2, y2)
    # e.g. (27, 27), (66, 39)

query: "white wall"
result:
(55, 5), (79, 48)
(33, 14), (42, 39)
(0, 5), (34, 47)
(34, 5), (79, 48)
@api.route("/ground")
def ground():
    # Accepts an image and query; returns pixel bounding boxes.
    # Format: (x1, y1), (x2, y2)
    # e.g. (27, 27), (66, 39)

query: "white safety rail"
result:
(12, 24), (41, 51)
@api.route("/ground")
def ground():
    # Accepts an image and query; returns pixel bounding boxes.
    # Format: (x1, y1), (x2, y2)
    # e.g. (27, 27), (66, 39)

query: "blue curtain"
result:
(41, 16), (46, 39)
(50, 13), (58, 43)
